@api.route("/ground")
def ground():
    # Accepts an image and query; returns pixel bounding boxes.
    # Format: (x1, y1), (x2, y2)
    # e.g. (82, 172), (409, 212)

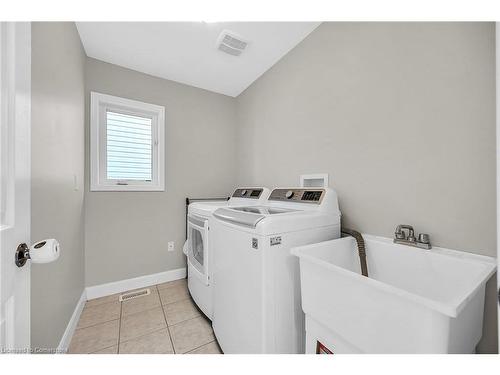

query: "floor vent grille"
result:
(119, 288), (151, 302)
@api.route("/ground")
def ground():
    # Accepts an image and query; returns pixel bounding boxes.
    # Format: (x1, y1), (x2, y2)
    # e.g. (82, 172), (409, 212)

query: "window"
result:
(90, 92), (165, 191)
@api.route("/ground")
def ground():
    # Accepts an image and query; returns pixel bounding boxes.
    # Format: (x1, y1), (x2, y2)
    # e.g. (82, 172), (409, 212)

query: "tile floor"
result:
(68, 279), (222, 354)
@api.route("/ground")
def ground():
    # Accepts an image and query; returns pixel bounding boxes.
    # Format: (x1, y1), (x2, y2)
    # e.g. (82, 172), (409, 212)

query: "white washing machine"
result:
(211, 188), (341, 353)
(185, 187), (270, 320)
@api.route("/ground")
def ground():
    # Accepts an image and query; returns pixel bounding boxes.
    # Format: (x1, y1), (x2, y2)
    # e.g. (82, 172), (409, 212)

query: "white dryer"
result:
(211, 188), (341, 353)
(185, 187), (270, 320)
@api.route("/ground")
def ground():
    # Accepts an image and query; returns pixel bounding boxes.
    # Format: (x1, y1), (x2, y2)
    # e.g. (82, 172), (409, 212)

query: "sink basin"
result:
(291, 235), (496, 353)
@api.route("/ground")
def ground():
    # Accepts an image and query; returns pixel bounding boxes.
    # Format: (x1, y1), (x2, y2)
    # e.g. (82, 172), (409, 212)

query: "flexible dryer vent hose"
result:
(341, 228), (369, 277)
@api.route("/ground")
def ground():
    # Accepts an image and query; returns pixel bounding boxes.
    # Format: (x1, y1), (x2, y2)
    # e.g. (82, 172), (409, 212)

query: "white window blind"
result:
(90, 92), (165, 191)
(106, 111), (153, 181)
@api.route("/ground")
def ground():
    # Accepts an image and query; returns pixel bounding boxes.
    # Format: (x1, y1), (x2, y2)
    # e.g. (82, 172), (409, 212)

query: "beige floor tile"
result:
(119, 329), (174, 354)
(187, 341), (222, 354)
(86, 293), (121, 307)
(163, 298), (200, 326)
(68, 320), (119, 354)
(159, 282), (190, 305)
(170, 316), (215, 354)
(77, 301), (121, 329)
(120, 307), (167, 342)
(92, 345), (118, 354)
(122, 288), (161, 317)
(157, 278), (187, 291)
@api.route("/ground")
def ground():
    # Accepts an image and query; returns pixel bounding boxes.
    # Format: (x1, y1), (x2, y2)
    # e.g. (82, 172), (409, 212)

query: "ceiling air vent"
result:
(216, 30), (248, 56)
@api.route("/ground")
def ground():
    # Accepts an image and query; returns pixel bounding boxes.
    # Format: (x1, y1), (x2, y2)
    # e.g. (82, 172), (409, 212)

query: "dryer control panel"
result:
(232, 188), (264, 199)
(268, 189), (324, 204)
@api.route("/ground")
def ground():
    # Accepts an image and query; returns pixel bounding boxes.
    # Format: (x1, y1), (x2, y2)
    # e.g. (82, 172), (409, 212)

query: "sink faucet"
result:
(394, 224), (431, 250)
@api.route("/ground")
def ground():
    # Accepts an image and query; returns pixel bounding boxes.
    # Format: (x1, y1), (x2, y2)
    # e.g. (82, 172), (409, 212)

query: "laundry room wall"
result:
(31, 22), (86, 349)
(84, 58), (237, 287)
(235, 22), (497, 353)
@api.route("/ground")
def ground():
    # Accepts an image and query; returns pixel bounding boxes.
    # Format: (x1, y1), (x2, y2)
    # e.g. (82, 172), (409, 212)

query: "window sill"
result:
(90, 184), (165, 192)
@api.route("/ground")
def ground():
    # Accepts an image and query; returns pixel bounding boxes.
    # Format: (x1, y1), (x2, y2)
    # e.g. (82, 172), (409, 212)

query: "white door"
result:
(0, 22), (31, 353)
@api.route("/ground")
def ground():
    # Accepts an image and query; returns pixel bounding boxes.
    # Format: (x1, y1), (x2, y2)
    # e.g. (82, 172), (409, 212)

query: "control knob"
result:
(285, 190), (294, 199)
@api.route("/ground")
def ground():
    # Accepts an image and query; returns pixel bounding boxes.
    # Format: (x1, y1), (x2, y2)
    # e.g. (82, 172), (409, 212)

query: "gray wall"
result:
(84, 58), (237, 286)
(31, 22), (86, 349)
(31, 22), (496, 352)
(235, 23), (497, 353)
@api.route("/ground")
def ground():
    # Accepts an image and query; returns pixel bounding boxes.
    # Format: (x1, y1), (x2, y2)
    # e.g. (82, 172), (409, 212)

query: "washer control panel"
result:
(232, 188), (264, 199)
(269, 189), (324, 204)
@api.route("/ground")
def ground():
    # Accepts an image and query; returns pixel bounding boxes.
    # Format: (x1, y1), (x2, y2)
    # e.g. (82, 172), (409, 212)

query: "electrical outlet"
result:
(167, 241), (175, 252)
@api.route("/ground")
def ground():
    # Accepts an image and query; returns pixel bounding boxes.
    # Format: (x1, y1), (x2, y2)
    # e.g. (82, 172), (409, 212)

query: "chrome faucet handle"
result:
(418, 233), (430, 244)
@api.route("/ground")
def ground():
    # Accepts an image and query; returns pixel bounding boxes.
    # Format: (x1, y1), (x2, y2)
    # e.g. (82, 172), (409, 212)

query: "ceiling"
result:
(76, 22), (320, 97)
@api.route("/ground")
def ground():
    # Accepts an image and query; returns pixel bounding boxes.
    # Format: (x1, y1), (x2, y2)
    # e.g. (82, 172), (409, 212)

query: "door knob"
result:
(15, 243), (30, 267)
(15, 239), (60, 267)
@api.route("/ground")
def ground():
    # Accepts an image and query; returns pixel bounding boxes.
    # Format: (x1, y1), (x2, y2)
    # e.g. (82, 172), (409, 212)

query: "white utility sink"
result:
(292, 235), (496, 354)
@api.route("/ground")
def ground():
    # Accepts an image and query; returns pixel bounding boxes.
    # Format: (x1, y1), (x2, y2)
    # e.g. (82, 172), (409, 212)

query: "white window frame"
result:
(90, 92), (165, 191)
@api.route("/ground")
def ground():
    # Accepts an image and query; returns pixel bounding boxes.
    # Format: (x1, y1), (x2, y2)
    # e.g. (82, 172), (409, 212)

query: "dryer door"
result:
(187, 215), (209, 285)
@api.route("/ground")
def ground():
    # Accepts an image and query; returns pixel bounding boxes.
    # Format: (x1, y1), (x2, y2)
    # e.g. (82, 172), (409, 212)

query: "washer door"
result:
(187, 215), (209, 286)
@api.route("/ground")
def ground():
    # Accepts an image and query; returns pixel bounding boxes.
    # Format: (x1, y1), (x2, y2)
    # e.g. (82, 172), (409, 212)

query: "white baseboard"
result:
(57, 289), (86, 353)
(85, 268), (186, 300)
